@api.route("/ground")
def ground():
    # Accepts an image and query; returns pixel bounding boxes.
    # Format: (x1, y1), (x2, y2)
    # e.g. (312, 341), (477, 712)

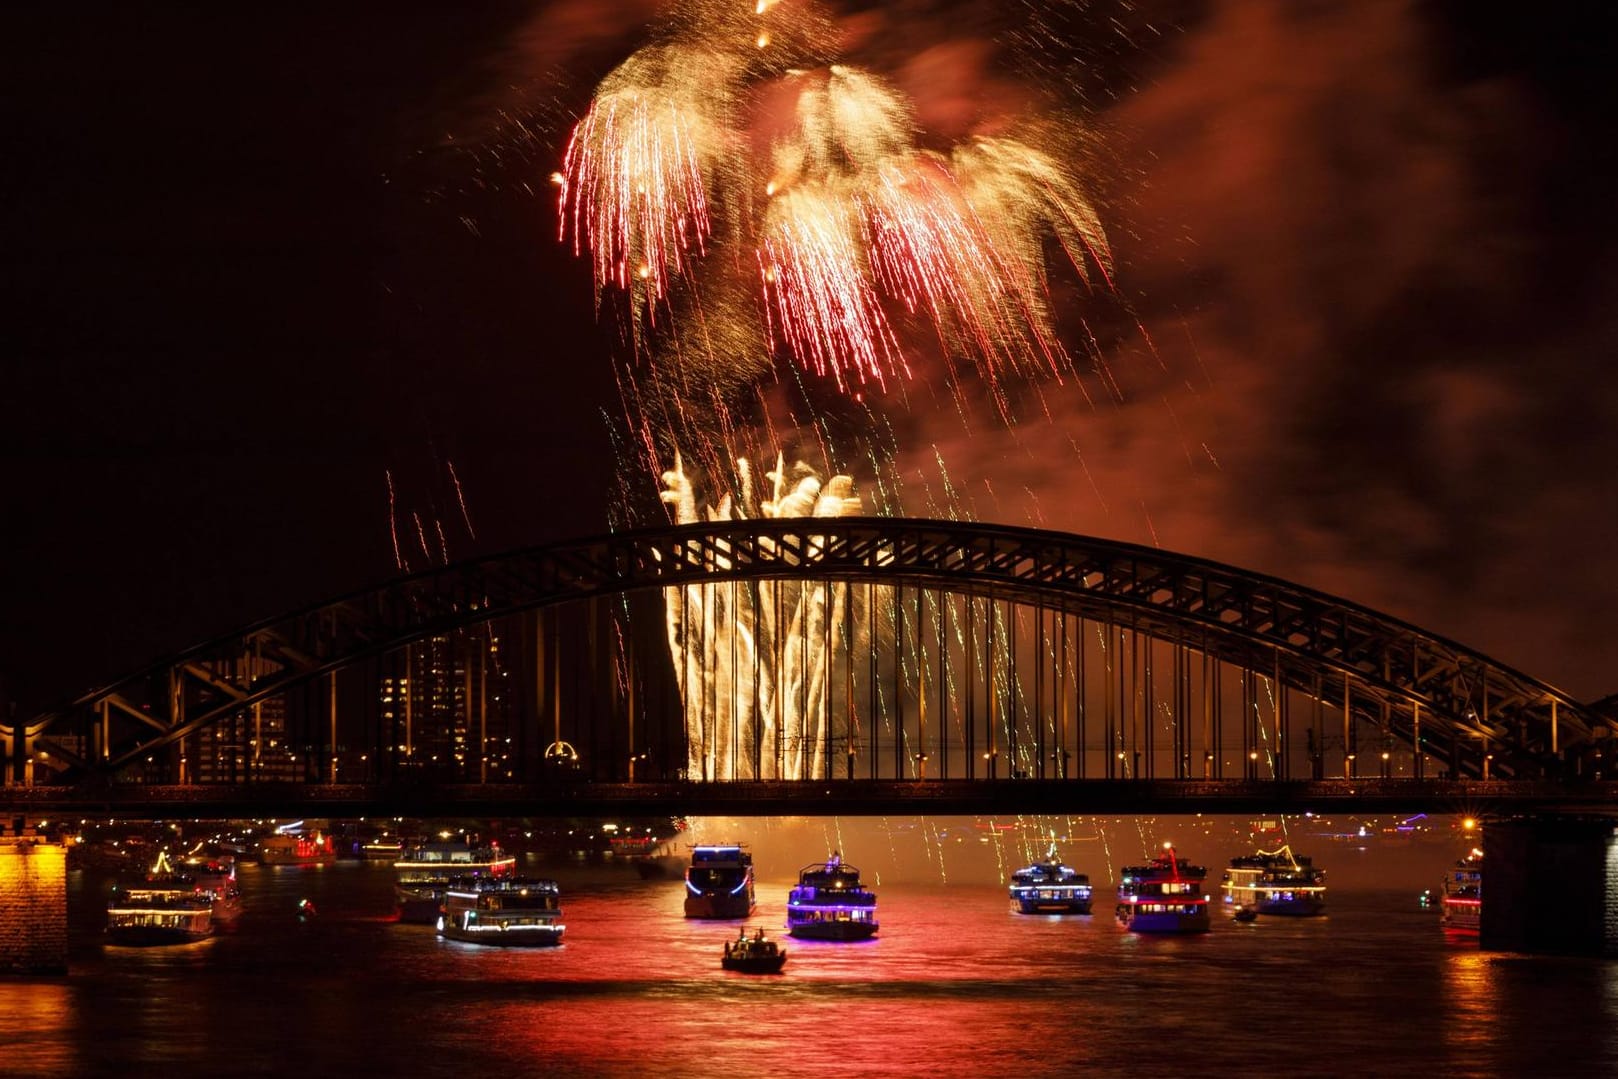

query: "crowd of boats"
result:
(103, 829), (1489, 962)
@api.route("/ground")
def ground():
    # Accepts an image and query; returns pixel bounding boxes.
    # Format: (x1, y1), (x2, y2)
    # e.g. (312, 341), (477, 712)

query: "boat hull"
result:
(1255, 897), (1325, 916)
(723, 955), (787, 973)
(787, 919), (878, 941)
(440, 924), (564, 947)
(106, 925), (211, 947)
(1120, 909), (1210, 934)
(684, 894), (755, 919)
(1441, 905), (1480, 935)
(1014, 898), (1092, 915)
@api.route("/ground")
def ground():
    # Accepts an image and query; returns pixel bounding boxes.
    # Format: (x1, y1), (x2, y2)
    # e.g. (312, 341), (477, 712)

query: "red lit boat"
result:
(1116, 845), (1211, 934)
(1440, 850), (1482, 936)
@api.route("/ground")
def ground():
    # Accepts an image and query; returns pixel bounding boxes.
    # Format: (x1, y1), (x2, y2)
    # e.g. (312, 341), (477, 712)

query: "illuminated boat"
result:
(107, 857), (214, 946)
(683, 844), (756, 919)
(360, 837), (405, 861)
(395, 840), (517, 924)
(722, 927), (788, 973)
(183, 854), (242, 921)
(1009, 847), (1093, 914)
(1221, 845), (1326, 917)
(437, 876), (564, 947)
(786, 853), (878, 941)
(258, 830), (337, 867)
(1440, 850), (1482, 936)
(1115, 845), (1211, 934)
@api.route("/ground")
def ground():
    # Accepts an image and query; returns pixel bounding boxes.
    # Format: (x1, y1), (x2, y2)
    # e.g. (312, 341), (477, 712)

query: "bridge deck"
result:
(4, 779), (1614, 818)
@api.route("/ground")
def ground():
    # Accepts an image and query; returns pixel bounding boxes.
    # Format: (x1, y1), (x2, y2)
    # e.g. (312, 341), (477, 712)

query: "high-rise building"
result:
(379, 627), (512, 780)
(194, 654), (296, 783)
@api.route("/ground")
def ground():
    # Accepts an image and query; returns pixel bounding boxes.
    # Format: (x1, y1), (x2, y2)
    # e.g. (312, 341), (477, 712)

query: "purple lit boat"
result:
(786, 853), (878, 941)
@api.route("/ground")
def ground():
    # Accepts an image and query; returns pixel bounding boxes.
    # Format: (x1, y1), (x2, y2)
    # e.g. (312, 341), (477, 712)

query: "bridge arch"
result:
(8, 519), (1611, 790)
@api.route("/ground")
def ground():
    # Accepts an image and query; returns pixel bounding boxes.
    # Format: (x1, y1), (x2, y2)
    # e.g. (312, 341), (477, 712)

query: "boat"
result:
(613, 835), (685, 879)
(183, 854), (242, 920)
(394, 840), (517, 923)
(1440, 849), (1482, 936)
(683, 843), (756, 919)
(1233, 907), (1259, 923)
(722, 927), (788, 973)
(106, 853), (214, 946)
(257, 830), (337, 866)
(437, 876), (564, 947)
(1221, 845), (1326, 917)
(1115, 845), (1211, 934)
(786, 852), (878, 941)
(1008, 846), (1093, 914)
(359, 837), (405, 862)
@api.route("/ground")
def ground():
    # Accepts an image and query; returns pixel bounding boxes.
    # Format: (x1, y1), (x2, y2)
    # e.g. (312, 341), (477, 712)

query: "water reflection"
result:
(2, 826), (1615, 1078)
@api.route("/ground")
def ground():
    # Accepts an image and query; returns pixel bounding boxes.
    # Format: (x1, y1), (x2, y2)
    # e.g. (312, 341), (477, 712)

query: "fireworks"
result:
(557, 45), (740, 331)
(557, 2), (1113, 401)
(661, 450), (870, 778)
(556, 2), (1123, 779)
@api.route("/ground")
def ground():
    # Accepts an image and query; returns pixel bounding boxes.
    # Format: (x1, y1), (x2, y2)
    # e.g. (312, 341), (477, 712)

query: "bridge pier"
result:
(1481, 816), (1618, 958)
(0, 832), (67, 974)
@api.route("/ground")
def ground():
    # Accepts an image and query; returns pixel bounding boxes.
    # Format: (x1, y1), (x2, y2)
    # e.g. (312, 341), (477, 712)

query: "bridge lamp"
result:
(1463, 818), (1477, 832)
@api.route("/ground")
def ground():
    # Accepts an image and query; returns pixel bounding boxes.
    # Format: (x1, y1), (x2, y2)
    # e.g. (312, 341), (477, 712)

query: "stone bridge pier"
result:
(1482, 816), (1618, 957)
(0, 830), (67, 974)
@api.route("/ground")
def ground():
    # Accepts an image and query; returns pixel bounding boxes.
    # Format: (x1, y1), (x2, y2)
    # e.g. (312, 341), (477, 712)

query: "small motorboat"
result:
(722, 927), (788, 974)
(1233, 907), (1259, 923)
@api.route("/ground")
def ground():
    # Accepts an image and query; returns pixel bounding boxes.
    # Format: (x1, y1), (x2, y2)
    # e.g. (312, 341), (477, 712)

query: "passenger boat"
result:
(437, 876), (564, 947)
(1008, 846), (1093, 914)
(258, 830), (337, 866)
(613, 835), (685, 879)
(722, 927), (788, 973)
(107, 853), (214, 946)
(1116, 845), (1211, 934)
(786, 853), (878, 941)
(395, 840), (517, 923)
(359, 837), (405, 861)
(183, 854), (242, 920)
(1440, 849), (1482, 936)
(1221, 845), (1326, 917)
(683, 843), (756, 919)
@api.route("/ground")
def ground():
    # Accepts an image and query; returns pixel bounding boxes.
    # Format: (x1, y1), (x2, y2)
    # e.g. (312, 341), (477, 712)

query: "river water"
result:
(4, 820), (1616, 1078)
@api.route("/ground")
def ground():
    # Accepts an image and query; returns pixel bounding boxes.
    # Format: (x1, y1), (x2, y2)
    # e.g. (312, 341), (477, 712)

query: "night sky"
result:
(5, 1), (1616, 720)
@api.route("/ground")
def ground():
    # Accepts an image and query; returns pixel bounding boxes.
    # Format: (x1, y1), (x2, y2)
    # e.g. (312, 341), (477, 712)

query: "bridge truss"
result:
(5, 520), (1613, 808)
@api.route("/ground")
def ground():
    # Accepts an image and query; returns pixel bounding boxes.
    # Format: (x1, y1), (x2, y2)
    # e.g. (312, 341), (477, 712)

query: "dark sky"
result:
(4, 1), (1616, 719)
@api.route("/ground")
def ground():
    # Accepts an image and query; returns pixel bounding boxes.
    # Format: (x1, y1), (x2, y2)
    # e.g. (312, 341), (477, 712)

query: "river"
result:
(3, 818), (1614, 1077)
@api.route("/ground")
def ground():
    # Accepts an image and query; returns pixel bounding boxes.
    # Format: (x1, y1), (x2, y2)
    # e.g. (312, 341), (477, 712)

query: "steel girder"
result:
(11, 518), (1610, 782)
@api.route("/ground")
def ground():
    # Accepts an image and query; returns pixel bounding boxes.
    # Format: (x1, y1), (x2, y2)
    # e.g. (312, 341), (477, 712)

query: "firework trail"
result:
(557, 2), (1126, 783)
(558, 1), (1114, 420)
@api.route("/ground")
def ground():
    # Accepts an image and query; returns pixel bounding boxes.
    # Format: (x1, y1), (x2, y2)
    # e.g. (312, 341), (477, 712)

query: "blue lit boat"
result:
(1116, 845), (1210, 934)
(683, 844), (756, 919)
(437, 876), (564, 947)
(1440, 850), (1482, 936)
(1009, 847), (1093, 914)
(1221, 845), (1326, 917)
(786, 853), (878, 941)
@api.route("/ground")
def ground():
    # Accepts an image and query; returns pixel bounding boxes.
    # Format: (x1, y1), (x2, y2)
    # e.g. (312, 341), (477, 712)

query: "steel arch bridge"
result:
(4, 519), (1615, 815)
